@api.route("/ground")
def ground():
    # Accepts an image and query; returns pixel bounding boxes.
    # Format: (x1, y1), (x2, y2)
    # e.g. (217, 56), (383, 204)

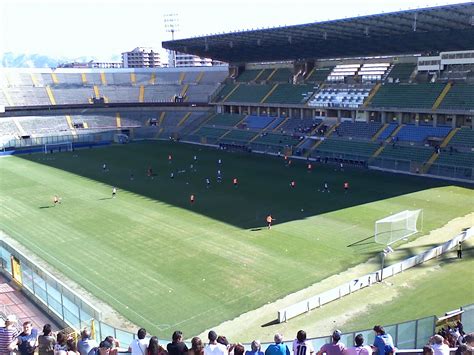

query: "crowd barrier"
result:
(278, 228), (472, 323)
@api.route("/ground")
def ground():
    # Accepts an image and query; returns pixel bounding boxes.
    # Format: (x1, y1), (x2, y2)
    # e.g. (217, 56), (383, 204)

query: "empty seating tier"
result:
(395, 125), (452, 142)
(206, 113), (246, 127)
(193, 127), (228, 138)
(251, 132), (301, 146)
(386, 63), (416, 82)
(377, 145), (433, 163)
(269, 68), (292, 83)
(447, 128), (474, 149)
(220, 129), (258, 143)
(369, 83), (446, 109)
(315, 138), (379, 158)
(236, 69), (261, 82)
(242, 115), (275, 129)
(435, 151), (474, 168)
(438, 84), (474, 111)
(263, 84), (315, 104)
(306, 67), (334, 83)
(224, 84), (273, 103)
(336, 121), (383, 139)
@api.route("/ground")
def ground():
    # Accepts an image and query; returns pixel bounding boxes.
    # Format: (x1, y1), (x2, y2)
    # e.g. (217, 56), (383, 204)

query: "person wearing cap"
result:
(204, 331), (227, 355)
(0, 315), (20, 355)
(345, 334), (372, 355)
(264, 333), (290, 355)
(292, 330), (314, 355)
(317, 330), (346, 355)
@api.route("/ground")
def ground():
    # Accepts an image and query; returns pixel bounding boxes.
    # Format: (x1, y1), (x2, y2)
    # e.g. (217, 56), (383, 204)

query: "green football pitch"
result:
(0, 140), (472, 338)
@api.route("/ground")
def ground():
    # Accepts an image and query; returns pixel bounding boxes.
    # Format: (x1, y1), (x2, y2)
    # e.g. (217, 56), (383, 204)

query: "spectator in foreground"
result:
(430, 335), (450, 355)
(167, 331), (188, 355)
(265, 333), (290, 355)
(0, 315), (20, 355)
(66, 338), (79, 355)
(148, 336), (168, 355)
(187, 337), (203, 355)
(245, 340), (263, 355)
(422, 346), (434, 355)
(77, 328), (96, 355)
(293, 330), (314, 355)
(345, 334), (372, 355)
(204, 331), (228, 355)
(38, 324), (56, 355)
(317, 330), (346, 355)
(231, 344), (245, 355)
(16, 321), (39, 355)
(129, 328), (148, 355)
(372, 326), (395, 355)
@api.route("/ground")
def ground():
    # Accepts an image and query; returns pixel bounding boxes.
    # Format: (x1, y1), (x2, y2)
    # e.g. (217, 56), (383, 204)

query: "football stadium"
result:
(0, 2), (473, 354)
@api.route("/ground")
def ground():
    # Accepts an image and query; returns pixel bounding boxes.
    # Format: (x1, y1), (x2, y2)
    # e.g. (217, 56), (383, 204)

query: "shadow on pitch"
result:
(261, 319), (279, 327)
(19, 140), (458, 230)
(347, 235), (375, 247)
(98, 197), (114, 200)
(250, 228), (263, 232)
(39, 205), (54, 209)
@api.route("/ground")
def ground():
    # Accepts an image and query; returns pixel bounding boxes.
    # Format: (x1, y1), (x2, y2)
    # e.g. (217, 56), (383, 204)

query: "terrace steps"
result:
(260, 84), (278, 103)
(177, 112), (192, 127)
(51, 73), (59, 84)
(422, 152), (439, 174)
(372, 145), (385, 158)
(273, 117), (290, 132)
(385, 124), (404, 143)
(116, 112), (122, 128)
(432, 82), (452, 110)
(362, 83), (381, 108)
(222, 84), (241, 102)
(139, 86), (145, 103)
(196, 72), (204, 84)
(440, 128), (459, 148)
(158, 112), (166, 126)
(45, 86), (56, 105)
(372, 123), (389, 141)
(100, 72), (107, 85)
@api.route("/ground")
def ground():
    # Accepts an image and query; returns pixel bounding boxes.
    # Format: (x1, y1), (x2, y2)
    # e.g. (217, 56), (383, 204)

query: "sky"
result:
(0, 0), (471, 62)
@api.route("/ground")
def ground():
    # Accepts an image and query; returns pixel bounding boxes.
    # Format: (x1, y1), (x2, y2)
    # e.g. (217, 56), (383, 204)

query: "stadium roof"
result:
(162, 3), (474, 64)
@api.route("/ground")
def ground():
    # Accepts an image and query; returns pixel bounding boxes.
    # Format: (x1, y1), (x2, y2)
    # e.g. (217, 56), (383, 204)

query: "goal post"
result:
(375, 209), (423, 246)
(44, 142), (73, 154)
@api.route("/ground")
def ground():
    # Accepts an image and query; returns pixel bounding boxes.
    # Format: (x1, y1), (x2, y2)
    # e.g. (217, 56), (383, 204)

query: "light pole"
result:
(380, 246), (393, 282)
(164, 13), (179, 67)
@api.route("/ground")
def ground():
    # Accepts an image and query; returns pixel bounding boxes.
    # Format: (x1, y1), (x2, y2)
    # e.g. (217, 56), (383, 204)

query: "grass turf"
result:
(0, 140), (472, 338)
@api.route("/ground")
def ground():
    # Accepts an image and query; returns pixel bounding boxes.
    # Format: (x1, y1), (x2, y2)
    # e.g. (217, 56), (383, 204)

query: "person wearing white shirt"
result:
(204, 331), (228, 355)
(128, 328), (148, 355)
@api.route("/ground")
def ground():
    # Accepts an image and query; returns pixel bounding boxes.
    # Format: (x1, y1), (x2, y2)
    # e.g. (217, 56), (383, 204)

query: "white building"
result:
(122, 47), (161, 68)
(173, 51), (226, 67)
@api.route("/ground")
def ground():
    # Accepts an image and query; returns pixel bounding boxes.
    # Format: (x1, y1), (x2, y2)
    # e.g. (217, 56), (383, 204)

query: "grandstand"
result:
(0, 2), (473, 351)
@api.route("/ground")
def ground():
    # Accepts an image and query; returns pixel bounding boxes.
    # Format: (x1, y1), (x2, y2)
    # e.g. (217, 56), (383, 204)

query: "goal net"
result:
(44, 142), (73, 154)
(375, 209), (423, 246)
